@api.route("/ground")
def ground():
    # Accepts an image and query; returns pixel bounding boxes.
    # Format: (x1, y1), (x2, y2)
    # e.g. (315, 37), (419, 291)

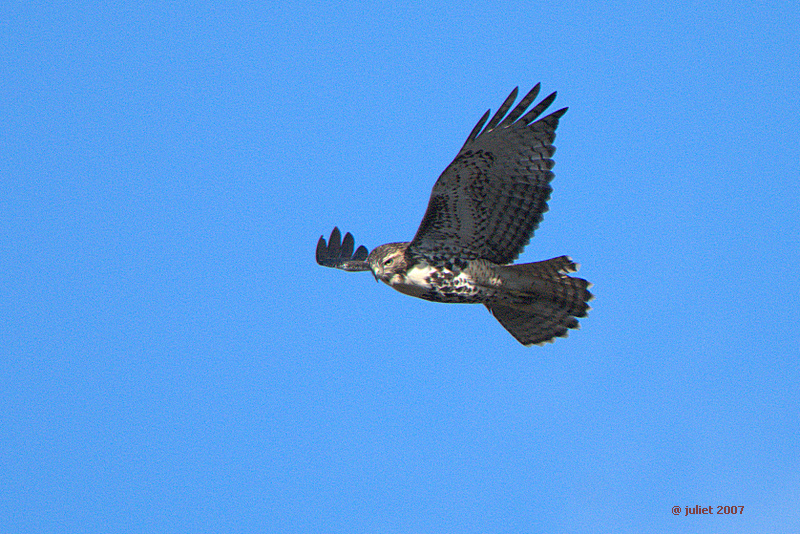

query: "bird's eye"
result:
(383, 258), (394, 266)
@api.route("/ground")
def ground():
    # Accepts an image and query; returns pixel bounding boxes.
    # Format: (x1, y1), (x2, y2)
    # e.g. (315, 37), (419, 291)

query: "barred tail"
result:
(485, 256), (593, 346)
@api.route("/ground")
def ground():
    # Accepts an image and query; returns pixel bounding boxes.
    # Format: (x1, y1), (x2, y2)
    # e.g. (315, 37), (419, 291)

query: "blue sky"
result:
(2, 1), (799, 532)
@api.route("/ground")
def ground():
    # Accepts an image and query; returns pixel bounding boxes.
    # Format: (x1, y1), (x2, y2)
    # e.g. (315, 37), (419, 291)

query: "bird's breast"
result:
(385, 262), (495, 303)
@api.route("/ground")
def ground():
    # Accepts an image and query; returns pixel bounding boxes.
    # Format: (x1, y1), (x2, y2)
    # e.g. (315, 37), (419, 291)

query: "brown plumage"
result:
(316, 85), (592, 346)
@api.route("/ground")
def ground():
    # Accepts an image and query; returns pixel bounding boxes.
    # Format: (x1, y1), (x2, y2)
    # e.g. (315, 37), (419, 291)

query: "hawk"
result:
(317, 84), (592, 346)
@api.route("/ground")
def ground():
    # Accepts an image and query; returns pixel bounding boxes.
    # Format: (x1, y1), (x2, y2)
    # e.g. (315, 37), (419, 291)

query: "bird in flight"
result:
(316, 84), (592, 346)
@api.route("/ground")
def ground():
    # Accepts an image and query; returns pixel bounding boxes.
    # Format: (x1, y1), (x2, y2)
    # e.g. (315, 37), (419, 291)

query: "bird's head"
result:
(367, 243), (410, 284)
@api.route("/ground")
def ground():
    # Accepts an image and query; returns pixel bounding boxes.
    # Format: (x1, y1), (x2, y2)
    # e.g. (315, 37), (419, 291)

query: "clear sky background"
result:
(3, 1), (799, 533)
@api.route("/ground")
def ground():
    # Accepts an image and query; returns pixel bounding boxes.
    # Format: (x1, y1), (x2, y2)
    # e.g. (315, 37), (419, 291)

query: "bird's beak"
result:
(372, 271), (379, 283)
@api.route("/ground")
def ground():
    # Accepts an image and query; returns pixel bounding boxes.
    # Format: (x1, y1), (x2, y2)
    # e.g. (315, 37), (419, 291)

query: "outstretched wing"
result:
(409, 84), (567, 265)
(316, 227), (371, 272)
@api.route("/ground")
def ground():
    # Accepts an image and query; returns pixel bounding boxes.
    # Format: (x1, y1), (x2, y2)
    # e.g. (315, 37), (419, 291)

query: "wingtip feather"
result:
(316, 227), (372, 271)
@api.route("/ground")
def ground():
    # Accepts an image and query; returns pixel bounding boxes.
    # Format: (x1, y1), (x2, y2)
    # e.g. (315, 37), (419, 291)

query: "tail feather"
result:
(486, 256), (592, 346)
(486, 303), (577, 346)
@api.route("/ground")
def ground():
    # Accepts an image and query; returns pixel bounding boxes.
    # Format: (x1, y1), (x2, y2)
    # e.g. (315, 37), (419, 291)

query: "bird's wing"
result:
(316, 227), (370, 272)
(409, 85), (567, 265)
